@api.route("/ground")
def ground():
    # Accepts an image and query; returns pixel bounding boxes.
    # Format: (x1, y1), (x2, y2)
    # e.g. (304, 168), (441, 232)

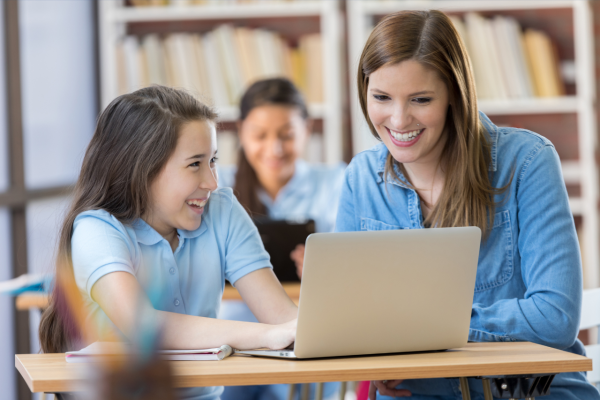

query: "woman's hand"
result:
(264, 318), (297, 350)
(369, 380), (411, 399)
(290, 244), (305, 279)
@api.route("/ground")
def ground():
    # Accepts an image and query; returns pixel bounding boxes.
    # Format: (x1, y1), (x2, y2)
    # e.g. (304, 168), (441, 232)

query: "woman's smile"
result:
(386, 127), (425, 147)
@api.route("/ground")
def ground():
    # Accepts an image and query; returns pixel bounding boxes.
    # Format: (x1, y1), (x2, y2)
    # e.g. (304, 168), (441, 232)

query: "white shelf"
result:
(361, 0), (576, 15)
(109, 1), (323, 22)
(478, 96), (579, 116)
(217, 103), (325, 122)
(562, 160), (581, 184)
(570, 197), (584, 216)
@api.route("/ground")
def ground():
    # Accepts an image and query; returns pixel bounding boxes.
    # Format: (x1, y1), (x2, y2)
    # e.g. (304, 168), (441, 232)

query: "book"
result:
(464, 13), (494, 99)
(122, 36), (141, 93)
(523, 29), (564, 97)
(0, 274), (50, 295)
(65, 341), (233, 363)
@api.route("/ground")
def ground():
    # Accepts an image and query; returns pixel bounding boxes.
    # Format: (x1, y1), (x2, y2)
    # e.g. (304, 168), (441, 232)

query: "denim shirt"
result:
(335, 113), (599, 399)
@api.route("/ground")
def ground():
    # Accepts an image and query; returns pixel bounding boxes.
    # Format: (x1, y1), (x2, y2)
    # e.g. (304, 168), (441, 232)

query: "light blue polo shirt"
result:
(71, 187), (271, 400)
(218, 159), (346, 233)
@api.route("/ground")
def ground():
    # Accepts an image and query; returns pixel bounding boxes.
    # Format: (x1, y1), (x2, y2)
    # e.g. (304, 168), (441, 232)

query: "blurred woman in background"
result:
(218, 77), (345, 400)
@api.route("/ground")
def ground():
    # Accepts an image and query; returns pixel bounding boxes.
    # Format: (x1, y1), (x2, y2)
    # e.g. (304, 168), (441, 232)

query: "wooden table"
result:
(15, 283), (302, 311)
(15, 342), (592, 398)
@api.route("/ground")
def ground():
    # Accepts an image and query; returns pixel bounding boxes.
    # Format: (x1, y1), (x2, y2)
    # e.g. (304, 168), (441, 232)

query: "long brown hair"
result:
(358, 10), (504, 232)
(39, 86), (218, 353)
(234, 78), (308, 216)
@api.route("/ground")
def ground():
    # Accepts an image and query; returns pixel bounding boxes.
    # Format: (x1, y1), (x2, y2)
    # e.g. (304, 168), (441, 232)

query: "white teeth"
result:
(186, 199), (207, 208)
(389, 128), (422, 142)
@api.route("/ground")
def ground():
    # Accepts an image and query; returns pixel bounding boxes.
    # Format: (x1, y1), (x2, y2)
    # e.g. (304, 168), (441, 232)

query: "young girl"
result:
(337, 10), (600, 400)
(218, 78), (344, 400)
(39, 85), (298, 400)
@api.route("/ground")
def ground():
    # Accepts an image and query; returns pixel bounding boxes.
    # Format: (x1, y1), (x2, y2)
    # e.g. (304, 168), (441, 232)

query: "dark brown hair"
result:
(358, 10), (503, 232)
(39, 85), (217, 353)
(234, 78), (308, 216)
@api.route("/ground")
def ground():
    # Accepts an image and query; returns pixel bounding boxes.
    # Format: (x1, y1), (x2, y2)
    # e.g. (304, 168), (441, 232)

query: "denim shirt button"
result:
(169, 267), (175, 275)
(174, 298), (180, 306)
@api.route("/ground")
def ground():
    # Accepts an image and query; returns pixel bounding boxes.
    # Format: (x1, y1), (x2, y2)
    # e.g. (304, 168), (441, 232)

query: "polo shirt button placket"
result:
(174, 298), (180, 307)
(169, 267), (175, 275)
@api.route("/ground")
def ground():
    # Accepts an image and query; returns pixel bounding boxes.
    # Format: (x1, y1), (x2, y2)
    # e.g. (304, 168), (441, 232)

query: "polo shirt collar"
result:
(132, 213), (208, 246)
(375, 111), (498, 185)
(257, 159), (311, 209)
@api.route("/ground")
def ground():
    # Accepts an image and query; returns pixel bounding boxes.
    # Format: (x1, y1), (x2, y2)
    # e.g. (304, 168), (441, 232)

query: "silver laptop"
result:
(236, 227), (481, 359)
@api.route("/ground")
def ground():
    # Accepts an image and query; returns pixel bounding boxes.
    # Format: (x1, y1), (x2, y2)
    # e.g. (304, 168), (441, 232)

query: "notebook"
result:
(65, 341), (233, 362)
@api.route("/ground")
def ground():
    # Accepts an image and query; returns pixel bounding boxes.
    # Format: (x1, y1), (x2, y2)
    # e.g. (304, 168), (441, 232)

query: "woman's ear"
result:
(305, 119), (314, 136)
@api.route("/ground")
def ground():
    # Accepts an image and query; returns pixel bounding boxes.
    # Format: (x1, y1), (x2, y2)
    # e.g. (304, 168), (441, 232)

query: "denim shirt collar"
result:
(375, 111), (498, 187)
(132, 213), (208, 246)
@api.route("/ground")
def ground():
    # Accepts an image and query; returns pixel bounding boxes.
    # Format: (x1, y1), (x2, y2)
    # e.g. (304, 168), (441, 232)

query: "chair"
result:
(580, 288), (600, 386)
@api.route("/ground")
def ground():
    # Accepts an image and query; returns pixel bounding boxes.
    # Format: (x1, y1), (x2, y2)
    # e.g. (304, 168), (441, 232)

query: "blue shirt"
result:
(335, 113), (599, 399)
(71, 188), (271, 400)
(218, 159), (346, 233)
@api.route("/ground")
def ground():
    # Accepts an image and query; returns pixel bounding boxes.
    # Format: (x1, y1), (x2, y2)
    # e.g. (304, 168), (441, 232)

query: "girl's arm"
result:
(92, 271), (296, 350)
(234, 267), (298, 324)
(469, 144), (582, 349)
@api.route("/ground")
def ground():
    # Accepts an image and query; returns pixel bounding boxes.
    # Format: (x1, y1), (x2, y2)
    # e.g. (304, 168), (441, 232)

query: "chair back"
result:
(581, 288), (600, 385)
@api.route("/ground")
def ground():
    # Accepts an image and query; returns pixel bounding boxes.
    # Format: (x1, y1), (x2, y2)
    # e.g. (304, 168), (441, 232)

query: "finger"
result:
(368, 381), (378, 400)
(373, 380), (387, 392)
(385, 379), (404, 389)
(376, 380), (410, 397)
(379, 388), (412, 398)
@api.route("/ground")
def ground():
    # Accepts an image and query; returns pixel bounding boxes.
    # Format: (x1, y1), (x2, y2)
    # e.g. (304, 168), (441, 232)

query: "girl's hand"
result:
(265, 318), (297, 350)
(290, 244), (305, 279)
(369, 380), (411, 399)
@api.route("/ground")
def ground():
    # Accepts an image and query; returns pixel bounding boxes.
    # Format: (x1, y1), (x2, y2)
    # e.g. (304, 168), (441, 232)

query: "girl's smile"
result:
(186, 197), (209, 215)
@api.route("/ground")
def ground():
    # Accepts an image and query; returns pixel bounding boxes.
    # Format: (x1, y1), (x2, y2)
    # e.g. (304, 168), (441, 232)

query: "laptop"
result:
(236, 227), (481, 359)
(253, 218), (315, 283)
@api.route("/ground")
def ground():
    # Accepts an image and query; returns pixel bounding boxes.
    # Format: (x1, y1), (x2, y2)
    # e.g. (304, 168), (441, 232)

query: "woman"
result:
(219, 77), (346, 278)
(335, 10), (600, 400)
(219, 78), (345, 400)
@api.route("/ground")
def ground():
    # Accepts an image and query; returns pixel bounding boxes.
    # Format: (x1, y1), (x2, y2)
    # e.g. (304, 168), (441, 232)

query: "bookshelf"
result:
(97, 0), (344, 164)
(347, 0), (600, 289)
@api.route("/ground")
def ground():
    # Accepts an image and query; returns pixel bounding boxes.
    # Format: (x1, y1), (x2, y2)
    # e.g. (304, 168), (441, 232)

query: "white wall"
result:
(20, 0), (96, 190)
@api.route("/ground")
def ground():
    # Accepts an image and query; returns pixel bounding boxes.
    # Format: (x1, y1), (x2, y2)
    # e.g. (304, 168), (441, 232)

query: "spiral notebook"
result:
(65, 341), (233, 363)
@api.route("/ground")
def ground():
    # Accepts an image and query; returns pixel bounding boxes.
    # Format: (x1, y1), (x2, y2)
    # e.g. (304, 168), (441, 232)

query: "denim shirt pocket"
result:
(475, 210), (514, 292)
(360, 217), (407, 231)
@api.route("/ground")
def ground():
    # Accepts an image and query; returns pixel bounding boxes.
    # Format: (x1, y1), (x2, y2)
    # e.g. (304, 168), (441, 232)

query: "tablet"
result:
(253, 218), (315, 283)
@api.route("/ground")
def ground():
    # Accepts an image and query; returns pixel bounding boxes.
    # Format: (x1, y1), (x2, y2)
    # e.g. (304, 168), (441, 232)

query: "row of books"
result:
(450, 13), (565, 99)
(129, 0), (304, 7)
(116, 25), (323, 110)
